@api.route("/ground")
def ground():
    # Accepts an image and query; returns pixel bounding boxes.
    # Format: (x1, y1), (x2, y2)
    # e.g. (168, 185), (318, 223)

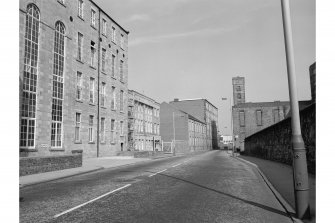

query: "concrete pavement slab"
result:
(237, 155), (315, 223)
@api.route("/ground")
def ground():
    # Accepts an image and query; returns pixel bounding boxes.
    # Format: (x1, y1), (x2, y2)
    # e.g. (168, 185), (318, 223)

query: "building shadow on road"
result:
(157, 172), (295, 219)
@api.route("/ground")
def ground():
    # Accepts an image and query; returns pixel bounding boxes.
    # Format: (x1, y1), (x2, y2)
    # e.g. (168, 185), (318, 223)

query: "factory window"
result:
(77, 32), (83, 61)
(75, 113), (81, 141)
(78, 0), (84, 18)
(256, 110), (262, 126)
(20, 4), (40, 148)
(89, 77), (95, 103)
(111, 54), (115, 77)
(76, 71), (82, 100)
(88, 115), (94, 142)
(239, 111), (245, 127)
(100, 117), (105, 143)
(120, 121), (124, 136)
(111, 119), (115, 143)
(120, 90), (124, 112)
(102, 18), (107, 35)
(112, 26), (116, 42)
(111, 86), (116, 110)
(237, 93), (242, 99)
(101, 82), (106, 107)
(51, 21), (66, 148)
(101, 48), (106, 72)
(120, 60), (124, 82)
(90, 42), (96, 67)
(273, 109), (280, 123)
(91, 9), (96, 27)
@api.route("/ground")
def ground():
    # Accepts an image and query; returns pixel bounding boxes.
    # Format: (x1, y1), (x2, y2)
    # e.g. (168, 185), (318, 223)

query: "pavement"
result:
(20, 150), (297, 223)
(20, 153), (175, 188)
(237, 155), (316, 223)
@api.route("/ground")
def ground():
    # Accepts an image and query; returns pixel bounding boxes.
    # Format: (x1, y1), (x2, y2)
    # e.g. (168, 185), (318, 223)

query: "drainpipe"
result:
(96, 9), (101, 157)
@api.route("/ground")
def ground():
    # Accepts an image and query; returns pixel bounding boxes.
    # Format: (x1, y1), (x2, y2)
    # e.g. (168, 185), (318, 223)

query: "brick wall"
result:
(244, 103), (315, 174)
(20, 153), (82, 176)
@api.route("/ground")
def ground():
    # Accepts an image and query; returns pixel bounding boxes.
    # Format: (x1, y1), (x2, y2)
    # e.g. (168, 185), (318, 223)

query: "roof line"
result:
(129, 89), (160, 105)
(91, 0), (129, 34)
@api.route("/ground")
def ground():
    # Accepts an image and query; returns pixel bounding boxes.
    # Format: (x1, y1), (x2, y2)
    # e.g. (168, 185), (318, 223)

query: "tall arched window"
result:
(20, 4), (40, 148)
(51, 21), (66, 148)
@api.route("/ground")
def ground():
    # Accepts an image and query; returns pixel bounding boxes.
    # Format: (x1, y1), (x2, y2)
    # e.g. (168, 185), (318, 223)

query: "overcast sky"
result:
(95, 0), (315, 135)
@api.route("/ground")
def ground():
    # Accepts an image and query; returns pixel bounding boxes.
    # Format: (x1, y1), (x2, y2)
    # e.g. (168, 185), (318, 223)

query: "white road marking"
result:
(148, 169), (167, 177)
(172, 163), (181, 167)
(54, 184), (131, 218)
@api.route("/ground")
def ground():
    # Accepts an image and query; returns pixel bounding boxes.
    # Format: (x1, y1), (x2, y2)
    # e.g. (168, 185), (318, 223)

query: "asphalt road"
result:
(20, 151), (293, 223)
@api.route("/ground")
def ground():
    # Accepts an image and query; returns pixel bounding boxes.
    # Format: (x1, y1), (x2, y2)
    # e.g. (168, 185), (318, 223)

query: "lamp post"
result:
(280, 0), (310, 219)
(222, 97), (234, 156)
(172, 112), (176, 156)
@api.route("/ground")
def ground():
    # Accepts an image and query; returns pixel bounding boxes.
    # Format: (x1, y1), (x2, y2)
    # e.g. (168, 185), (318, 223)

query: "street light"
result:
(280, 0), (310, 219)
(222, 97), (234, 156)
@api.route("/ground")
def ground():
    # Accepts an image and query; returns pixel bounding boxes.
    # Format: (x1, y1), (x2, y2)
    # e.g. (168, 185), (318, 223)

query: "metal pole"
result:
(280, 0), (310, 219)
(230, 98), (235, 157)
(172, 112), (176, 156)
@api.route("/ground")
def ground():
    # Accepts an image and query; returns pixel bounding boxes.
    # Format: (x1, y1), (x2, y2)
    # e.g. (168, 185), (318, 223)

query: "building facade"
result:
(232, 101), (290, 151)
(19, 0), (129, 158)
(169, 98), (219, 150)
(128, 90), (161, 151)
(160, 102), (206, 152)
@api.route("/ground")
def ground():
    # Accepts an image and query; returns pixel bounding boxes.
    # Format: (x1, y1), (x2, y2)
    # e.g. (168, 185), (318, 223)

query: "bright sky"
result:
(95, 0), (315, 135)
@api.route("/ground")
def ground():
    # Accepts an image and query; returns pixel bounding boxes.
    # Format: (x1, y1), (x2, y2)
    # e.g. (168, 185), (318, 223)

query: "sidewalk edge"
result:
(20, 167), (104, 188)
(235, 156), (303, 223)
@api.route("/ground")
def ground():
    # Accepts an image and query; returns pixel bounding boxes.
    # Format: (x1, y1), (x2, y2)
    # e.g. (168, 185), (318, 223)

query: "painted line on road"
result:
(148, 169), (167, 177)
(54, 184), (131, 218)
(172, 163), (181, 167)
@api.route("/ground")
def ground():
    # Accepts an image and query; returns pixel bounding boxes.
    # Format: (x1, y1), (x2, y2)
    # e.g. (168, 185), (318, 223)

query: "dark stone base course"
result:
(20, 153), (82, 176)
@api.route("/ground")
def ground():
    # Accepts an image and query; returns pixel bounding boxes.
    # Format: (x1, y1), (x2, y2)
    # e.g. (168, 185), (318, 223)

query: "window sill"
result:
(76, 59), (84, 64)
(50, 148), (65, 152)
(88, 141), (95, 144)
(111, 108), (117, 111)
(89, 102), (95, 106)
(102, 33), (107, 38)
(120, 111), (124, 114)
(100, 141), (106, 145)
(101, 71), (107, 75)
(91, 25), (97, 30)
(20, 148), (38, 152)
(76, 99), (83, 103)
(75, 140), (82, 144)
(111, 75), (117, 80)
(101, 106), (107, 109)
(89, 65), (96, 70)
(78, 15), (84, 21)
(110, 141), (116, 145)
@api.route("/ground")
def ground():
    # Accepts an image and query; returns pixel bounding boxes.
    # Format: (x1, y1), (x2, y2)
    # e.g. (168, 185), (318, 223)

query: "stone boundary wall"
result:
(20, 153), (82, 176)
(134, 151), (165, 158)
(244, 103), (315, 174)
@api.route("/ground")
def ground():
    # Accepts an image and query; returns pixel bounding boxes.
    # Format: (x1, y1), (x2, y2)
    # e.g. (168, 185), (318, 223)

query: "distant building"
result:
(160, 102), (206, 152)
(232, 76), (246, 105)
(169, 98), (219, 149)
(128, 90), (161, 151)
(232, 101), (290, 151)
(19, 0), (129, 158)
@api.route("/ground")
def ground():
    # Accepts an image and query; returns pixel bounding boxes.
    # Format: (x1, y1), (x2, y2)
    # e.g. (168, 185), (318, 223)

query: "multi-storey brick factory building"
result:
(128, 90), (161, 151)
(19, 0), (129, 158)
(169, 98), (219, 150)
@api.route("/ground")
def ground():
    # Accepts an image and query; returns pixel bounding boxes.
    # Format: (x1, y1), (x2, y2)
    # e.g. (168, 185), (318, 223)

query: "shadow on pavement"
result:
(157, 172), (295, 219)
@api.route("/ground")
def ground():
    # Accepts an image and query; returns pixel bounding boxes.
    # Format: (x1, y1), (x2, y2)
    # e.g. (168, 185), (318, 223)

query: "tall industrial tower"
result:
(232, 76), (245, 105)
